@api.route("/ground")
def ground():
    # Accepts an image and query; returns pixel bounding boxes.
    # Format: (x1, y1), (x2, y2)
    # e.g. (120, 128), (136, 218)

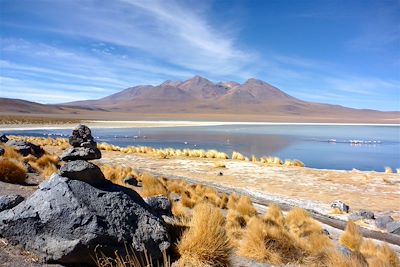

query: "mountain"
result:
(1, 76), (399, 123)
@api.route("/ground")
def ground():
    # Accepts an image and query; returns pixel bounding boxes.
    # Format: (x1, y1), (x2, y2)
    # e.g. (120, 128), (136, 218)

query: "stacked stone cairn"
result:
(0, 125), (170, 265)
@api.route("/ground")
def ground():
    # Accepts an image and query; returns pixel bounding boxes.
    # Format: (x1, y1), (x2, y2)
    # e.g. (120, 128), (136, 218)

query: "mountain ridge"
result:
(0, 76), (399, 123)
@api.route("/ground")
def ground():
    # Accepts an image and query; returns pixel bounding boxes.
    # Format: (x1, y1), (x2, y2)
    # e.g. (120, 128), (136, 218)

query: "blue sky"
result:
(0, 0), (399, 110)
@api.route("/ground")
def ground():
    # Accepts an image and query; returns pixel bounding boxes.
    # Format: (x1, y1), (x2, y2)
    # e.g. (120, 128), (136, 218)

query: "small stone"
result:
(0, 194), (24, 212)
(24, 161), (36, 173)
(331, 200), (350, 213)
(0, 147), (4, 156)
(349, 209), (375, 221)
(386, 221), (400, 235)
(124, 176), (138, 186)
(60, 147), (101, 161)
(144, 196), (172, 216)
(0, 134), (9, 143)
(375, 215), (394, 229)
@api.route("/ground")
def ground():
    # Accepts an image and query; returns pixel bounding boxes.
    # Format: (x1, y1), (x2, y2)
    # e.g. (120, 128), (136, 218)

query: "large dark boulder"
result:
(0, 174), (170, 265)
(5, 140), (44, 157)
(69, 125), (96, 148)
(60, 147), (101, 161)
(0, 134), (8, 143)
(0, 194), (24, 212)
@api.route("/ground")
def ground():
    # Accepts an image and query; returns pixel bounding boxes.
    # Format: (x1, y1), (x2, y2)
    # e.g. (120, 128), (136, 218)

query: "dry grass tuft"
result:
(2, 145), (24, 160)
(286, 208), (323, 238)
(263, 204), (285, 227)
(235, 196), (257, 217)
(238, 216), (306, 265)
(339, 220), (363, 251)
(100, 164), (139, 186)
(140, 173), (168, 197)
(213, 161), (226, 168)
(0, 158), (27, 184)
(177, 203), (230, 267)
(384, 166), (393, 173)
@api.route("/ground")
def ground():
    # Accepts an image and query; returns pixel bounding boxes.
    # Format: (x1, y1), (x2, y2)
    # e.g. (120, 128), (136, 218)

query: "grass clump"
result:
(140, 173), (168, 197)
(234, 196), (257, 217)
(339, 221), (363, 252)
(0, 158), (27, 184)
(177, 203), (231, 267)
(213, 161), (226, 168)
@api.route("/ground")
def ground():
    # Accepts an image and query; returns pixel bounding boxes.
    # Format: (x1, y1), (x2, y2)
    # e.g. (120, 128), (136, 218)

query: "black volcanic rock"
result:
(0, 174), (170, 265)
(61, 147), (101, 161)
(0, 194), (24, 212)
(0, 134), (9, 143)
(69, 124), (96, 147)
(6, 140), (44, 157)
(59, 160), (106, 186)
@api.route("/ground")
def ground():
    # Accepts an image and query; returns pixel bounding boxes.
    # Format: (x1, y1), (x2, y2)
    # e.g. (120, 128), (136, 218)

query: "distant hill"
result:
(1, 76), (399, 123)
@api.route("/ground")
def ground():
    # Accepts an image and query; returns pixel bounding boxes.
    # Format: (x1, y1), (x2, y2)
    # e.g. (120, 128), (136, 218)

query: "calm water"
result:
(4, 125), (400, 171)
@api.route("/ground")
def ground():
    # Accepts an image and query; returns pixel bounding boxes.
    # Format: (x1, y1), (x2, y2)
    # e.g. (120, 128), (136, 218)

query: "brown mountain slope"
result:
(1, 76), (399, 123)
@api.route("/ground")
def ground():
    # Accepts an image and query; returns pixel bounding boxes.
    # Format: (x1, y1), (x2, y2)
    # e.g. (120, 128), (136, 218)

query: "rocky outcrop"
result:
(349, 210), (375, 221)
(375, 215), (394, 229)
(331, 200), (349, 213)
(0, 194), (24, 212)
(5, 140), (44, 157)
(0, 174), (170, 265)
(386, 221), (400, 235)
(0, 125), (171, 265)
(144, 196), (172, 217)
(0, 134), (8, 143)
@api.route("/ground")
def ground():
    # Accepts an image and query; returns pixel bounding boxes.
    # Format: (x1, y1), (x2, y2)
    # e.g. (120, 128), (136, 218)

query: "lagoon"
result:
(4, 124), (400, 171)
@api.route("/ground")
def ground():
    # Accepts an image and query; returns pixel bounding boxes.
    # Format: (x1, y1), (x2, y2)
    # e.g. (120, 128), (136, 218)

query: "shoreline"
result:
(1, 119), (399, 131)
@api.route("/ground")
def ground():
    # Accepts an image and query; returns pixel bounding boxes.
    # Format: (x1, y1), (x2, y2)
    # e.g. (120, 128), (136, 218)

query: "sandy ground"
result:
(93, 150), (400, 222)
(1, 120), (399, 131)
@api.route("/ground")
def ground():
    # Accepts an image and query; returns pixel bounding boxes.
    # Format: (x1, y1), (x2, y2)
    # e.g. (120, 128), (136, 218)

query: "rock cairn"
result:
(0, 125), (170, 265)
(61, 124), (101, 161)
(59, 125), (106, 187)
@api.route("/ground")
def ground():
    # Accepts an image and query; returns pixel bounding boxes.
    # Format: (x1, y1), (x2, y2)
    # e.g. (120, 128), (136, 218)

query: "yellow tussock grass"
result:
(263, 204), (285, 227)
(181, 194), (196, 209)
(171, 201), (191, 220)
(140, 173), (168, 197)
(235, 196), (257, 217)
(286, 208), (323, 238)
(238, 216), (306, 265)
(376, 243), (400, 267)
(0, 158), (27, 184)
(213, 161), (226, 168)
(339, 220), (363, 251)
(384, 166), (393, 173)
(177, 203), (230, 267)
(2, 145), (23, 160)
(232, 151), (245, 160)
(100, 164), (138, 186)
(227, 192), (239, 210)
